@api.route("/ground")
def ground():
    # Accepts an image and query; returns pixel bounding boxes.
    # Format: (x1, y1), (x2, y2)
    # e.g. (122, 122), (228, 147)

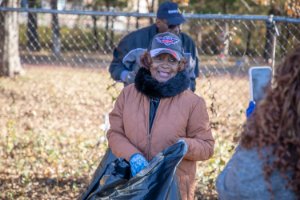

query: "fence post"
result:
(271, 18), (280, 72)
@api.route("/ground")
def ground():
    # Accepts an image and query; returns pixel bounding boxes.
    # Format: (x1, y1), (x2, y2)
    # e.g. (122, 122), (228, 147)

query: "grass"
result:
(0, 65), (249, 199)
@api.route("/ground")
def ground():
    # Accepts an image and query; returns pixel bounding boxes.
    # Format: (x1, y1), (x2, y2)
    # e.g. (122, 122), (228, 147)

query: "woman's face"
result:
(150, 53), (181, 82)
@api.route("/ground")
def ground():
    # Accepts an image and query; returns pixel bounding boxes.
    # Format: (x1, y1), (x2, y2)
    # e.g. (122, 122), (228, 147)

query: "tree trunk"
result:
(92, 16), (100, 51)
(223, 22), (229, 56)
(104, 15), (110, 50)
(51, 0), (61, 56)
(0, 0), (24, 77)
(146, 0), (155, 25)
(135, 0), (140, 29)
(222, 1), (229, 56)
(126, 16), (131, 32)
(27, 0), (41, 51)
(245, 29), (252, 56)
(110, 17), (115, 51)
(104, 1), (110, 50)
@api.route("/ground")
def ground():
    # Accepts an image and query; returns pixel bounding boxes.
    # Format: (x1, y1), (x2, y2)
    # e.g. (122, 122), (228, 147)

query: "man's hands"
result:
(129, 153), (149, 176)
(120, 70), (136, 85)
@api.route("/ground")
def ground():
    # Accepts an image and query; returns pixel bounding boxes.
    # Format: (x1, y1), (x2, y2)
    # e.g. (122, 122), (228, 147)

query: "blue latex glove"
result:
(246, 101), (256, 118)
(129, 153), (149, 176)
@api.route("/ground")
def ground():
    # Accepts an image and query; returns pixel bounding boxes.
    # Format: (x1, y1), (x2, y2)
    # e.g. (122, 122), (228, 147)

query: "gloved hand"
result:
(120, 70), (136, 85)
(129, 153), (149, 176)
(246, 101), (256, 118)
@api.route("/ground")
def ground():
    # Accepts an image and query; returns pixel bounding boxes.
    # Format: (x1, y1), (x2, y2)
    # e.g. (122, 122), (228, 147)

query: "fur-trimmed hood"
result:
(134, 67), (190, 98)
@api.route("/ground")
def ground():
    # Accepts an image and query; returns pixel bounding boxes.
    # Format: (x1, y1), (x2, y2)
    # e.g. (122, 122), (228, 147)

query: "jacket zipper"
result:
(146, 124), (151, 160)
(146, 99), (160, 160)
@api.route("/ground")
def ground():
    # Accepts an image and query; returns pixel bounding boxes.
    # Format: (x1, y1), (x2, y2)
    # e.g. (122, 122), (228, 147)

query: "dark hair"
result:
(140, 51), (153, 70)
(240, 45), (300, 197)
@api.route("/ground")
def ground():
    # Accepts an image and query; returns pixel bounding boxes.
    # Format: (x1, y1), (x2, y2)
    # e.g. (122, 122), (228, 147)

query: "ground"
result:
(0, 65), (248, 199)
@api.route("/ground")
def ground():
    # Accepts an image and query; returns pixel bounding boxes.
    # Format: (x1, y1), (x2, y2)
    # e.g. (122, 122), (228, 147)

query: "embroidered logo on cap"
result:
(155, 35), (179, 46)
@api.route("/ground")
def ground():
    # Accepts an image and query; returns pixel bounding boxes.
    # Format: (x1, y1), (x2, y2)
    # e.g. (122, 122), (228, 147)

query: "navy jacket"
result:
(109, 24), (199, 91)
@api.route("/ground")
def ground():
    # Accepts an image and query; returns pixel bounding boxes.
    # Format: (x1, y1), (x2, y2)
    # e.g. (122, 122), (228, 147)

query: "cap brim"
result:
(150, 48), (182, 61)
(166, 15), (185, 25)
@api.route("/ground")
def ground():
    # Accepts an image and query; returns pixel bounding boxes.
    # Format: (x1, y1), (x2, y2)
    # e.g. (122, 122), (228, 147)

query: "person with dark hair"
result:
(109, 1), (199, 91)
(216, 46), (300, 199)
(107, 32), (214, 200)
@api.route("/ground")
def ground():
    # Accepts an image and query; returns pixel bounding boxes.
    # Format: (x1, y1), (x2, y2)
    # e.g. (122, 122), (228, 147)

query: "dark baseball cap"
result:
(149, 32), (184, 61)
(157, 1), (185, 25)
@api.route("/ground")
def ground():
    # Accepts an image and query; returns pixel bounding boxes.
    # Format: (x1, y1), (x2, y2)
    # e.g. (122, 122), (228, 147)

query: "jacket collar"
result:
(134, 67), (190, 98)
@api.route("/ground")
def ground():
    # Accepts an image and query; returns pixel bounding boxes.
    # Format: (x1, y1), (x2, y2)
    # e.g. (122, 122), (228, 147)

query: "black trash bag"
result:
(80, 141), (187, 200)
(79, 148), (117, 200)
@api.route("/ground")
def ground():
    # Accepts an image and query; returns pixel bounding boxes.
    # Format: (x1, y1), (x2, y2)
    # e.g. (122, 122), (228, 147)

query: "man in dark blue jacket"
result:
(109, 1), (199, 91)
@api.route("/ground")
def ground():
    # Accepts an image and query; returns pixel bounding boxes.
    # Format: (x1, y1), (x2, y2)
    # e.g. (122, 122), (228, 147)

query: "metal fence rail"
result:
(1, 8), (299, 70)
(1, 7), (300, 199)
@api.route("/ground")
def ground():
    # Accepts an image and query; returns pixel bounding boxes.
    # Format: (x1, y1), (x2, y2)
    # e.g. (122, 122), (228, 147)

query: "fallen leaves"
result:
(0, 66), (248, 199)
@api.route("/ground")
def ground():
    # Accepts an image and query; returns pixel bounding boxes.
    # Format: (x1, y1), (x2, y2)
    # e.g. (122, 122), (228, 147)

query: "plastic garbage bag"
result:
(79, 148), (117, 200)
(80, 141), (187, 200)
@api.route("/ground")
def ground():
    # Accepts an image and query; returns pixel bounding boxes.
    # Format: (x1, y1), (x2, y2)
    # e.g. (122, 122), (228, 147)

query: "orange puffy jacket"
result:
(107, 84), (214, 200)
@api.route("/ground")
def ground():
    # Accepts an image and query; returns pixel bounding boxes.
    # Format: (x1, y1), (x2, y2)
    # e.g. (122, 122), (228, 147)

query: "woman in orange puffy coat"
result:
(107, 32), (214, 200)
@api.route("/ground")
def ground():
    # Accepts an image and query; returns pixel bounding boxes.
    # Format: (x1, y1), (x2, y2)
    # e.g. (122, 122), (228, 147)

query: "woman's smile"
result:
(158, 70), (170, 78)
(150, 53), (180, 82)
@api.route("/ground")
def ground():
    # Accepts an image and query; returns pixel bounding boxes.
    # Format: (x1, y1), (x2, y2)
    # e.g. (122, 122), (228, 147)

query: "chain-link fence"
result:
(4, 7), (296, 131)
(1, 7), (300, 199)
(1, 9), (300, 100)
(1, 8), (299, 69)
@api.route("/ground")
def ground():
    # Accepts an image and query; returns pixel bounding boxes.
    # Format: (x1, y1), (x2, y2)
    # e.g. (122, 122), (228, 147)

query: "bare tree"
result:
(91, 0), (127, 51)
(145, 0), (156, 24)
(27, 0), (41, 51)
(51, 0), (61, 56)
(0, 0), (24, 77)
(135, 0), (140, 29)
